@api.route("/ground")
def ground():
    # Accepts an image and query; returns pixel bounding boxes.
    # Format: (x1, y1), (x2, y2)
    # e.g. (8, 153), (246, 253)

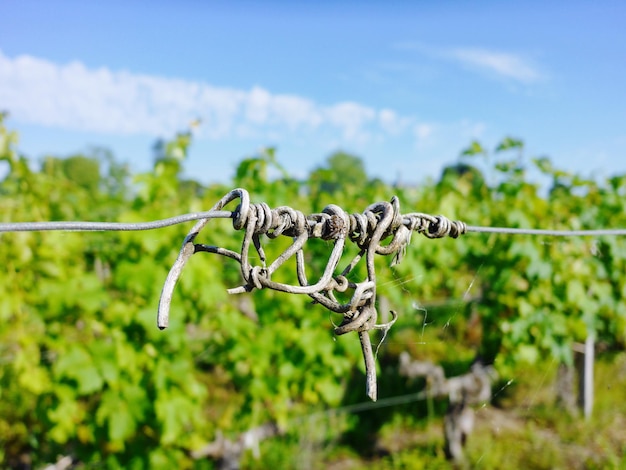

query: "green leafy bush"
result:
(1, 113), (625, 467)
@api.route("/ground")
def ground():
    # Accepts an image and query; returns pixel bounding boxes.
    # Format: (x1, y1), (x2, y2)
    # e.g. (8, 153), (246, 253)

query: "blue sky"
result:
(1, 0), (625, 185)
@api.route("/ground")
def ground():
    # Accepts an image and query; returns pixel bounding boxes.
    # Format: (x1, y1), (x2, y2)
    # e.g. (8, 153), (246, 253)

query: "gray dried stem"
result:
(158, 188), (467, 400)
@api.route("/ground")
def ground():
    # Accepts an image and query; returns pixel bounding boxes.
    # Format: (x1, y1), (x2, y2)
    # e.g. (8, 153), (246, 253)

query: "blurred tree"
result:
(440, 163), (487, 198)
(61, 155), (100, 192)
(309, 151), (368, 197)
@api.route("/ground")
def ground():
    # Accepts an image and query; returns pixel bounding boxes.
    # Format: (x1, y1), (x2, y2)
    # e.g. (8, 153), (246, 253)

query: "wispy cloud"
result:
(448, 47), (542, 83)
(0, 49), (430, 145)
(394, 42), (543, 84)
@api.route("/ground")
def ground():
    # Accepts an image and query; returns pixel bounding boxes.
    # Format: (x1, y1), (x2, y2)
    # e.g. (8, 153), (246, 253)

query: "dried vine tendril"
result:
(158, 188), (467, 401)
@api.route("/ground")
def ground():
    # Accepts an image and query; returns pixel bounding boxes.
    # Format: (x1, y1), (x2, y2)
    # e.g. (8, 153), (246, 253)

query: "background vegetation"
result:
(1, 113), (625, 468)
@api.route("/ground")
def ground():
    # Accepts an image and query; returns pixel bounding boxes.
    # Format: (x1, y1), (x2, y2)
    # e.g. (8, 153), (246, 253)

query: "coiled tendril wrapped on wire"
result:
(158, 188), (466, 401)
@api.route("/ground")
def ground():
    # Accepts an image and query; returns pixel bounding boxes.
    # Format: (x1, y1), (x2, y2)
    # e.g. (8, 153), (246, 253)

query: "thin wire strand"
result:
(466, 225), (626, 236)
(296, 390), (430, 422)
(2, 215), (626, 237)
(0, 211), (233, 232)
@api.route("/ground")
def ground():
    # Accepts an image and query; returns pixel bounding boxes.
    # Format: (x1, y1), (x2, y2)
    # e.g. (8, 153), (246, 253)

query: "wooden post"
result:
(573, 332), (594, 419)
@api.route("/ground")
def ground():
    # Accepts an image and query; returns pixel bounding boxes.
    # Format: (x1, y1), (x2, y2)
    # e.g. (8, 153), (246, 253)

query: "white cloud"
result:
(270, 94), (323, 130)
(323, 102), (377, 141)
(393, 42), (543, 84)
(0, 49), (419, 146)
(448, 47), (542, 83)
(413, 123), (435, 141)
(379, 109), (411, 135)
(245, 86), (271, 124)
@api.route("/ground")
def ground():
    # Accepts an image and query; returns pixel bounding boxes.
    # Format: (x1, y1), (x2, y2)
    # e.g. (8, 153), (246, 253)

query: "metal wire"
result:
(2, 216), (626, 237)
(466, 226), (626, 236)
(0, 211), (233, 232)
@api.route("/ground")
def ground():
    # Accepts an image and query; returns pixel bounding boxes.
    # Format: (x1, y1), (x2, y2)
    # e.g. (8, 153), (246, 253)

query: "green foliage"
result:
(1, 113), (626, 468)
(460, 140), (487, 157)
(309, 151), (370, 201)
(61, 155), (101, 192)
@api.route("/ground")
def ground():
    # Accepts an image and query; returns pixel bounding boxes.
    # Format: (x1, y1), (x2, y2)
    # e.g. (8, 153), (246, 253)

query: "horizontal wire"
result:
(0, 211), (233, 232)
(319, 389), (429, 416)
(291, 390), (430, 424)
(2, 211), (626, 237)
(466, 225), (626, 236)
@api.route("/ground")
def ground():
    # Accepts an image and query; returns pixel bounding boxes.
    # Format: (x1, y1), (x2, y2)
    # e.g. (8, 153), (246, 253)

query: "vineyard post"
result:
(573, 330), (595, 419)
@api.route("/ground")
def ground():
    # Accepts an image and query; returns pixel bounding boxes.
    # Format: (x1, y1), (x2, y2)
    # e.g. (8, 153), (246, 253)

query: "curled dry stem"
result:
(158, 188), (466, 399)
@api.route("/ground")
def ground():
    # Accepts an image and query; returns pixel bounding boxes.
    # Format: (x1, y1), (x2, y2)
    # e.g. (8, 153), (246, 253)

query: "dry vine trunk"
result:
(190, 422), (282, 469)
(555, 362), (578, 415)
(398, 352), (495, 463)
